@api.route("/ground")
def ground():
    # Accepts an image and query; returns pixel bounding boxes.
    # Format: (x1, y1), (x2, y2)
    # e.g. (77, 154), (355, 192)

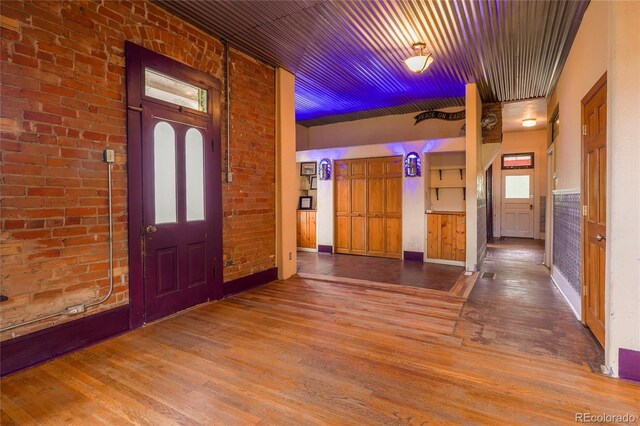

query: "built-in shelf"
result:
(432, 187), (466, 200)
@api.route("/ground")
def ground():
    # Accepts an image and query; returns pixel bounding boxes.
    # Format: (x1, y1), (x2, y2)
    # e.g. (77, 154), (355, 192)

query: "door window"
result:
(145, 68), (208, 112)
(185, 128), (205, 221)
(505, 175), (530, 199)
(153, 121), (177, 224)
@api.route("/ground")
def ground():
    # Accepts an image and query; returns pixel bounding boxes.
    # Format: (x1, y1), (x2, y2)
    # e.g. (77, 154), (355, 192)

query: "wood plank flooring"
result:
(2, 258), (639, 424)
(455, 238), (605, 370)
(297, 251), (463, 291)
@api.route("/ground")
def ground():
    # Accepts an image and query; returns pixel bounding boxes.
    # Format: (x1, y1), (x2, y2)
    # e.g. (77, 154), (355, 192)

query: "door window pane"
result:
(145, 68), (208, 112)
(154, 122), (177, 223)
(505, 175), (530, 199)
(185, 128), (205, 221)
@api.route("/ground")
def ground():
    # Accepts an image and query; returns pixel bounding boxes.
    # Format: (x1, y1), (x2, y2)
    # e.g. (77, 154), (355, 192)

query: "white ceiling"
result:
(502, 98), (548, 133)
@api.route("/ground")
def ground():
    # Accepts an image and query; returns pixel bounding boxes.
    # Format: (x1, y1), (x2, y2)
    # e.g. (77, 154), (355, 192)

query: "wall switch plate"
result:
(103, 149), (115, 163)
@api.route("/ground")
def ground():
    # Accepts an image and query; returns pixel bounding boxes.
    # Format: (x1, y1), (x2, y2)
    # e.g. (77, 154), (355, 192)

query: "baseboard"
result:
(425, 258), (465, 267)
(222, 267), (278, 297)
(297, 247), (317, 252)
(619, 348), (640, 383)
(317, 245), (333, 254)
(1, 305), (130, 377)
(403, 251), (424, 262)
(550, 266), (581, 320)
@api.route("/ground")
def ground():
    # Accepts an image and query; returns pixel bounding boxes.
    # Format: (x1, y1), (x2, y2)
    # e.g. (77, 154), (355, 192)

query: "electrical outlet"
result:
(103, 149), (115, 163)
(227, 172), (233, 182)
(288, 252), (292, 260)
(66, 304), (86, 315)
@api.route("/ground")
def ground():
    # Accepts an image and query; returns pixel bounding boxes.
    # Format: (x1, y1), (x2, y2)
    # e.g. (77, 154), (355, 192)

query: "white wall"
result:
(304, 107), (466, 150)
(552, 1), (608, 191)
(550, 0), (640, 377)
(606, 0), (640, 378)
(296, 138), (466, 255)
(491, 130), (547, 239)
(465, 84), (483, 270)
(296, 124), (310, 151)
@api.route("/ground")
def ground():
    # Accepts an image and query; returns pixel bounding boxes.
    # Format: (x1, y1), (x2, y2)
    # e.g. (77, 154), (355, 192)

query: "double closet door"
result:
(335, 156), (402, 259)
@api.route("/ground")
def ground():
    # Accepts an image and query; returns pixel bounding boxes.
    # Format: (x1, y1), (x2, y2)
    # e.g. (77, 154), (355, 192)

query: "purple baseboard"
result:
(403, 251), (424, 262)
(223, 267), (278, 297)
(318, 245), (333, 254)
(1, 305), (130, 377)
(619, 348), (640, 383)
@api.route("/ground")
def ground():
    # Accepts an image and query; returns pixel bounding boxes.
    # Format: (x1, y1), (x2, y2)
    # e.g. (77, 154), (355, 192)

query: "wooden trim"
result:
(1, 306), (130, 377)
(222, 268), (278, 297)
(579, 72), (607, 326)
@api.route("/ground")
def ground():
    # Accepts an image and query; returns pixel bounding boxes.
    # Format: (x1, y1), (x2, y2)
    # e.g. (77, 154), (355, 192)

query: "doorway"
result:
(501, 169), (535, 238)
(126, 43), (223, 326)
(581, 73), (607, 346)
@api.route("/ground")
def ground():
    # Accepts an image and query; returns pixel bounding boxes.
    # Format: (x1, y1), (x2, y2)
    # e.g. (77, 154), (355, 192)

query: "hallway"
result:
(2, 241), (637, 424)
(455, 238), (604, 370)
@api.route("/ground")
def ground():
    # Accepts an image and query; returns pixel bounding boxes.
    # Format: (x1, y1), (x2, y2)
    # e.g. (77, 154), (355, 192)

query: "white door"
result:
(501, 170), (534, 238)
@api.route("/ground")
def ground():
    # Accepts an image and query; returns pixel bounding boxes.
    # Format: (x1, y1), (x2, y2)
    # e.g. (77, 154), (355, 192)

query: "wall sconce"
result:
(318, 158), (331, 180)
(404, 152), (421, 177)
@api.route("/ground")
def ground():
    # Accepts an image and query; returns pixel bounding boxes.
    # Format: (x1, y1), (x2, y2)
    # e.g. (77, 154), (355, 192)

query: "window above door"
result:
(502, 152), (534, 170)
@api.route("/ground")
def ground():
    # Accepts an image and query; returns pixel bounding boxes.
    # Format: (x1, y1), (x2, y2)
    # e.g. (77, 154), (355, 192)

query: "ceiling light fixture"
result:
(522, 118), (537, 127)
(403, 42), (433, 74)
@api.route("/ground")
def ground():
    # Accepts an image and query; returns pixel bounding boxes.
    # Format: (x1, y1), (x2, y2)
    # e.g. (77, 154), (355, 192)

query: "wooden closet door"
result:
(335, 160), (351, 254)
(384, 157), (403, 258)
(350, 160), (367, 255)
(367, 158), (386, 256)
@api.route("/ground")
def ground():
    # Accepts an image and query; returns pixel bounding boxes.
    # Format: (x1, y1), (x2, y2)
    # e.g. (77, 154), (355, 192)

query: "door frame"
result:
(580, 72), (607, 330)
(125, 42), (223, 329)
(500, 168), (535, 238)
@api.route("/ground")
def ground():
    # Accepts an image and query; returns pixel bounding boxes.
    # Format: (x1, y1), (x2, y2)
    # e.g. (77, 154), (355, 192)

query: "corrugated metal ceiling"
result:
(154, 0), (589, 127)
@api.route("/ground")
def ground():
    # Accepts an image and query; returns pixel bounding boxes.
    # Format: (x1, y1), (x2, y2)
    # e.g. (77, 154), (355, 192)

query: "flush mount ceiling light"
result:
(522, 118), (537, 127)
(403, 42), (433, 74)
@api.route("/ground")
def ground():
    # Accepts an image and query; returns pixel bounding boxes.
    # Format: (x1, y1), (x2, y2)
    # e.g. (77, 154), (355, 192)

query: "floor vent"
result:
(481, 272), (495, 279)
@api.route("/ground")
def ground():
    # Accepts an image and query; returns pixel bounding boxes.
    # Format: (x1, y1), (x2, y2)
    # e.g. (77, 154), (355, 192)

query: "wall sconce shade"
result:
(318, 158), (331, 180)
(404, 152), (421, 177)
(403, 42), (434, 74)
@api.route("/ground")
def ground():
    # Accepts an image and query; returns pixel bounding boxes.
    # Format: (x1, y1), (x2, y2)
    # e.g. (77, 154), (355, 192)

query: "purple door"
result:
(141, 106), (216, 322)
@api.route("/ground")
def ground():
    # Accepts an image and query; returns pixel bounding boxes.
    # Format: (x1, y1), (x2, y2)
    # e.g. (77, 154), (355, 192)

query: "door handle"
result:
(596, 233), (606, 241)
(146, 225), (158, 234)
(529, 204), (533, 210)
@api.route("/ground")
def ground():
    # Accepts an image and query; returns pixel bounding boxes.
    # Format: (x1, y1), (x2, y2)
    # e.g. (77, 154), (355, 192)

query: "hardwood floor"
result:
(2, 241), (639, 424)
(297, 251), (462, 291)
(455, 238), (605, 370)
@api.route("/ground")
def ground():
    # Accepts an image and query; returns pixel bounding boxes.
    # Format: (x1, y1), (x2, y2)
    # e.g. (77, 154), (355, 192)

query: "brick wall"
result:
(0, 0), (276, 339)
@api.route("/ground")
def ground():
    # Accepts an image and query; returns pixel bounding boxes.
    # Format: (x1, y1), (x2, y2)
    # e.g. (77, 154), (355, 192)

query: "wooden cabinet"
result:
(426, 212), (466, 262)
(335, 157), (402, 259)
(297, 210), (316, 249)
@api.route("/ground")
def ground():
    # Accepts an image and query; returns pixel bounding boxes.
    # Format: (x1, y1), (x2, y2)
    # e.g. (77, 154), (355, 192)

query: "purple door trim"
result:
(125, 42), (223, 328)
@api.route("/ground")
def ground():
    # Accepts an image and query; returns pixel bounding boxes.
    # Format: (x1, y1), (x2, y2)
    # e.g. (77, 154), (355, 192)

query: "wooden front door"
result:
(335, 156), (402, 259)
(126, 43), (222, 326)
(582, 74), (607, 346)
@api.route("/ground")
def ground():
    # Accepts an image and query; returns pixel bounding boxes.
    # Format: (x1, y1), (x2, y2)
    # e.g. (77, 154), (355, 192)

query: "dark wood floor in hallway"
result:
(297, 251), (463, 291)
(2, 240), (638, 424)
(455, 238), (604, 369)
